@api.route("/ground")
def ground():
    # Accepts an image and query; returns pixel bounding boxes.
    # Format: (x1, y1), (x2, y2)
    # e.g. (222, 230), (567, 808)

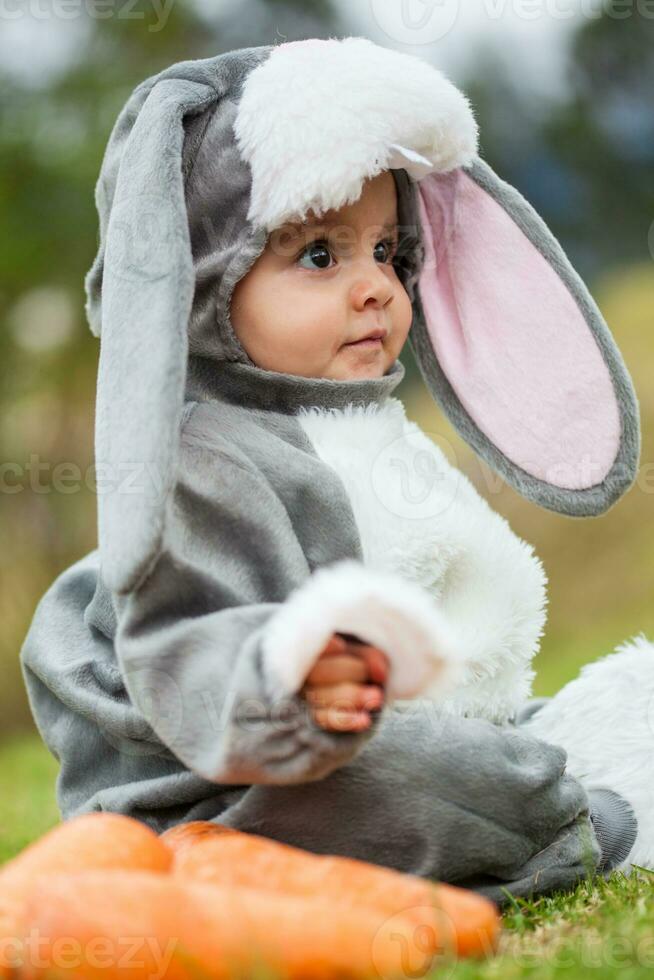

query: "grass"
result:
(2, 734), (653, 978)
(0, 732), (60, 863)
(450, 872), (654, 978)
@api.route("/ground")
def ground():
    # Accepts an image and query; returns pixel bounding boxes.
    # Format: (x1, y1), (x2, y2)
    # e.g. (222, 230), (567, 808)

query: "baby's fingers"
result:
(305, 653), (368, 687)
(304, 682), (384, 712)
(334, 634), (390, 687)
(355, 644), (390, 687)
(312, 707), (372, 732)
(306, 681), (383, 732)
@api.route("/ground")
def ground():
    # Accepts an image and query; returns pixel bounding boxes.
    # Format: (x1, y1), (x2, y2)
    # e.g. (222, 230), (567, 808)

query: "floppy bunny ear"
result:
(85, 76), (218, 594)
(408, 156), (641, 516)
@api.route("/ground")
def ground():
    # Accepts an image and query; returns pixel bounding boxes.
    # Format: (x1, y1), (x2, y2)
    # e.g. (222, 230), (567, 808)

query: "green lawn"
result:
(0, 732), (60, 864)
(1, 733), (653, 978)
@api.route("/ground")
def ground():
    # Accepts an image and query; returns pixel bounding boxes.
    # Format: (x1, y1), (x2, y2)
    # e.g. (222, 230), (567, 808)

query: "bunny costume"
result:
(20, 38), (649, 902)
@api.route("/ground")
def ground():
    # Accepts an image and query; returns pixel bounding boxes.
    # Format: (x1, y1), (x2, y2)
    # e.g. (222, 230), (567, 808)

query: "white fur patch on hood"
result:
(234, 36), (479, 232)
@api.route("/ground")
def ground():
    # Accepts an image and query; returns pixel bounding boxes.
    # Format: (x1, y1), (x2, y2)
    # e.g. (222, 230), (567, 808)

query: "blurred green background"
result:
(1, 0), (653, 835)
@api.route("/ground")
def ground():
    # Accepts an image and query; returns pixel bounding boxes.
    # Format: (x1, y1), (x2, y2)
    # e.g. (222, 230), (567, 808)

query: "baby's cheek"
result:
(292, 315), (339, 363)
(396, 284), (414, 332)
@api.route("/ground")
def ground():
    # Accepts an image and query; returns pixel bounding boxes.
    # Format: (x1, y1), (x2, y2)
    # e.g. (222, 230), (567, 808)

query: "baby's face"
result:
(230, 170), (413, 380)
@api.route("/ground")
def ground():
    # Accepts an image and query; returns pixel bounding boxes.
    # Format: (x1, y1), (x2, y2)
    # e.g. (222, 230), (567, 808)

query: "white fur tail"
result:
(523, 633), (654, 871)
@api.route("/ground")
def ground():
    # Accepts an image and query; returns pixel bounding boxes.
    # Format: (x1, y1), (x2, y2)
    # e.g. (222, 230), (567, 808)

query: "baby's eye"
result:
(374, 238), (398, 264)
(296, 235), (398, 271)
(297, 240), (335, 271)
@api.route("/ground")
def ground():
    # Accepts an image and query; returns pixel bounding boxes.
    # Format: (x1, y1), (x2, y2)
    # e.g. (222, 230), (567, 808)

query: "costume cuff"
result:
(260, 559), (463, 700)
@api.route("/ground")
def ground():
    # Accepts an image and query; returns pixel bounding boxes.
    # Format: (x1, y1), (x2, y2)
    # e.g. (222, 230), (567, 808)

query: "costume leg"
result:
(216, 702), (604, 904)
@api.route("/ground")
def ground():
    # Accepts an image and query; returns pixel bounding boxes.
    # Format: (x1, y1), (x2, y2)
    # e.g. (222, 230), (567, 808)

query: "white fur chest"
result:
(296, 397), (548, 722)
(297, 398), (459, 591)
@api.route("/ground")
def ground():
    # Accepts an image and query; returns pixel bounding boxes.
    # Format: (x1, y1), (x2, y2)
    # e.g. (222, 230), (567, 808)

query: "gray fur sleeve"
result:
(112, 425), (377, 786)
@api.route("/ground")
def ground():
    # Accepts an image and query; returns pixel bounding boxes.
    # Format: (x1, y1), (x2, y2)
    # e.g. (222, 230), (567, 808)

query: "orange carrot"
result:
(13, 869), (437, 980)
(160, 819), (235, 855)
(0, 813), (172, 978)
(167, 828), (500, 960)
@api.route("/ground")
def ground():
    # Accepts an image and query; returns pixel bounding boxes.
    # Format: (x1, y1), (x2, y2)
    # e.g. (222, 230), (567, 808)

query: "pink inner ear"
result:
(416, 169), (621, 490)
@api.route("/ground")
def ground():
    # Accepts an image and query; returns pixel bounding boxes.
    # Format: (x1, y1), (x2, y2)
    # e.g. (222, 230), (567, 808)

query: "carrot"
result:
(160, 819), (235, 855)
(167, 828), (500, 960)
(12, 869), (437, 980)
(0, 813), (172, 978)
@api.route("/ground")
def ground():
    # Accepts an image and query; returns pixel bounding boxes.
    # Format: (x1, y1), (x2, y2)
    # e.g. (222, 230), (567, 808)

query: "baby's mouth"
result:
(343, 326), (387, 349)
(343, 337), (384, 350)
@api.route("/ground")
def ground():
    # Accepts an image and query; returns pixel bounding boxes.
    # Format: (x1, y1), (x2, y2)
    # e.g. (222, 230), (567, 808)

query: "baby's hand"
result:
(301, 633), (389, 733)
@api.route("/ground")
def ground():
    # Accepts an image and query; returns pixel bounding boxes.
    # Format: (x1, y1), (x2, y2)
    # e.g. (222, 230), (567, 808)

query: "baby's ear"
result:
(408, 157), (640, 517)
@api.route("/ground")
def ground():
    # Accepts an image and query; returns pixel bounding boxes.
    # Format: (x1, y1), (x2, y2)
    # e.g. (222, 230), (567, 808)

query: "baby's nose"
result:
(349, 268), (394, 311)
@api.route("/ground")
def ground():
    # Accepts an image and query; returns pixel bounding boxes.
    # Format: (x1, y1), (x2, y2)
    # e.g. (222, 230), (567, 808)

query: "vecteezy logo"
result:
(104, 193), (178, 284)
(369, 0), (461, 45)
(371, 428), (460, 521)
(97, 667), (184, 759)
(370, 905), (464, 980)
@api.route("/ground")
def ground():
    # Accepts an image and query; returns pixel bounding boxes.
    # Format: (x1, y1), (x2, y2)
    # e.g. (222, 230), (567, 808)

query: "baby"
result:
(20, 39), (641, 902)
(231, 169), (405, 734)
